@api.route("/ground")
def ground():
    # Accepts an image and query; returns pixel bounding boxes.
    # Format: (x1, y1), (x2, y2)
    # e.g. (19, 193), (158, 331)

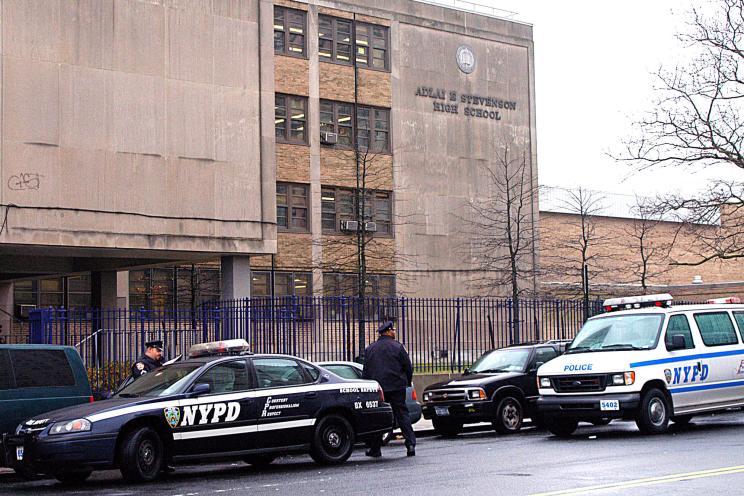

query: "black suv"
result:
(422, 341), (569, 436)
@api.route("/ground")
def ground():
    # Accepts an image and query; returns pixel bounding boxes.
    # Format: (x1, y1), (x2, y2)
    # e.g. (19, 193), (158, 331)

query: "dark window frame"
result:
(275, 94), (308, 145)
(251, 270), (313, 297)
(318, 15), (389, 72)
(319, 100), (391, 154)
(665, 314), (696, 350)
(273, 6), (307, 58)
(276, 182), (310, 232)
(321, 186), (393, 236)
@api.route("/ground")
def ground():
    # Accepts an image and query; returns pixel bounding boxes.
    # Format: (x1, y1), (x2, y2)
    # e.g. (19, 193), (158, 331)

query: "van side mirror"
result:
(188, 383), (211, 397)
(668, 335), (687, 351)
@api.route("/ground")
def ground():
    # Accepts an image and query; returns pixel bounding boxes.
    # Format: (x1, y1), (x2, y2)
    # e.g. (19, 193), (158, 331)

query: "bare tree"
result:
(620, 197), (675, 292)
(540, 187), (617, 318)
(617, 0), (744, 266)
(461, 139), (539, 343)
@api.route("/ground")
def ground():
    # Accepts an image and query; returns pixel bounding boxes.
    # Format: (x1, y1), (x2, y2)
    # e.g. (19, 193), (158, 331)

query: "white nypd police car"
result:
(536, 294), (744, 437)
(5, 340), (393, 483)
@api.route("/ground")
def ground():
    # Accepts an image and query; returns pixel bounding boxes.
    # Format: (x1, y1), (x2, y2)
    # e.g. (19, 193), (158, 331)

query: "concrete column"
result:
(116, 271), (130, 310)
(0, 282), (12, 344)
(221, 256), (251, 300)
(91, 271), (119, 308)
(307, 4), (324, 297)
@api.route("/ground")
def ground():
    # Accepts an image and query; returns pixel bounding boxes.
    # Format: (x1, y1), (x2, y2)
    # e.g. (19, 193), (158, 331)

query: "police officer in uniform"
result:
(362, 321), (416, 457)
(131, 340), (164, 380)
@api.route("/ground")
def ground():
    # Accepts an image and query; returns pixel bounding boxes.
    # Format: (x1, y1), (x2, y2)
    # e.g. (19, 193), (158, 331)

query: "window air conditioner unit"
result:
(364, 221), (377, 232)
(18, 304), (36, 318)
(340, 220), (359, 232)
(320, 131), (338, 145)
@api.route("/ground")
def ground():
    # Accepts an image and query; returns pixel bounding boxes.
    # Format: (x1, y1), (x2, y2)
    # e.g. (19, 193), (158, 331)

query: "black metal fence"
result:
(29, 297), (605, 393)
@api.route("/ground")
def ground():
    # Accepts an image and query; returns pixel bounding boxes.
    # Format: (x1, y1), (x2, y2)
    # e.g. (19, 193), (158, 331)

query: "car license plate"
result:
(434, 406), (449, 416)
(16, 446), (24, 461)
(600, 400), (619, 411)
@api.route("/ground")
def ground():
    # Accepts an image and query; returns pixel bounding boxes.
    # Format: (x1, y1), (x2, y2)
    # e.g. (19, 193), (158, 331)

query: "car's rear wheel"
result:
(119, 426), (165, 482)
(243, 454), (277, 468)
(493, 396), (523, 434)
(636, 388), (671, 434)
(53, 470), (92, 485)
(432, 418), (463, 437)
(546, 418), (578, 438)
(591, 418), (612, 426)
(310, 414), (355, 465)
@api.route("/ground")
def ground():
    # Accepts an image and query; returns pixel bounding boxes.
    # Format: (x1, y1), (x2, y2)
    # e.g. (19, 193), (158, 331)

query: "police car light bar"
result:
(189, 339), (250, 358)
(602, 293), (673, 312)
(706, 296), (742, 304)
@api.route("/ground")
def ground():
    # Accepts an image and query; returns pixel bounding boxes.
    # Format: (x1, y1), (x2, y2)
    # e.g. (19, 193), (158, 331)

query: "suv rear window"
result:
(9, 349), (76, 388)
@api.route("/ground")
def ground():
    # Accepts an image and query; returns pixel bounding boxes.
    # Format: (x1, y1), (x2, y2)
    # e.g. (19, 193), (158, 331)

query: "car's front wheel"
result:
(53, 470), (92, 485)
(636, 388), (671, 434)
(546, 418), (578, 437)
(310, 414), (355, 465)
(119, 426), (165, 482)
(432, 418), (463, 437)
(493, 396), (523, 434)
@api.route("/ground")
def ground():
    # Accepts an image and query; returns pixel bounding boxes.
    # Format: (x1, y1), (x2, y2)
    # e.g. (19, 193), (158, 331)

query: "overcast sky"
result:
(460, 0), (743, 197)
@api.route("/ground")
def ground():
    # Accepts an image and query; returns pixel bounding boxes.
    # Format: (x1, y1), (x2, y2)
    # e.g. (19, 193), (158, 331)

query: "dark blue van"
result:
(0, 345), (92, 467)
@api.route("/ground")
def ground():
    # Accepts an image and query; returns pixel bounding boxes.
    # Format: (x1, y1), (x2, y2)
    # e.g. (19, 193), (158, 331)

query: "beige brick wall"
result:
(275, 55), (310, 96)
(320, 149), (393, 190)
(319, 63), (391, 107)
(252, 233), (313, 270)
(276, 143), (311, 183)
(358, 68), (392, 107)
(275, 0), (308, 11)
(321, 236), (396, 273)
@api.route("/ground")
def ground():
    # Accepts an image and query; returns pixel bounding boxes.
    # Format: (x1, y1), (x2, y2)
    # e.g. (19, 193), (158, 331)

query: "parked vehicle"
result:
(537, 294), (744, 437)
(317, 360), (421, 443)
(421, 341), (569, 436)
(0, 345), (92, 471)
(5, 340), (393, 484)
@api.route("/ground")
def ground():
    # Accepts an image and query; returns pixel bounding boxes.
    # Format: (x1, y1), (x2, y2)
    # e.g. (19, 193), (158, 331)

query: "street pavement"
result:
(4, 412), (744, 495)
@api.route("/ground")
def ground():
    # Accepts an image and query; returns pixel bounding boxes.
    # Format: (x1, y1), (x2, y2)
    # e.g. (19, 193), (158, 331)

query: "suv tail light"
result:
(89, 396), (95, 403)
(412, 388), (418, 401)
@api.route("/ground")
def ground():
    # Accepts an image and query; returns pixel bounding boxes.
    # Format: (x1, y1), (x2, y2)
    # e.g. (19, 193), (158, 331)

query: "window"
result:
(694, 312), (739, 347)
(276, 183), (309, 231)
(318, 16), (352, 63)
(251, 271), (313, 297)
(253, 358), (311, 388)
(274, 6), (306, 56)
(39, 278), (63, 307)
(321, 187), (393, 235)
(130, 267), (219, 310)
(275, 94), (307, 144)
(10, 349), (75, 388)
(176, 268), (221, 309)
(319, 101), (390, 153)
(533, 347), (558, 366)
(67, 275), (91, 309)
(323, 364), (362, 380)
(733, 312), (744, 342)
(324, 273), (395, 298)
(665, 315), (695, 350)
(197, 360), (251, 394)
(319, 16), (388, 70)
(301, 362), (321, 381)
(13, 277), (91, 317)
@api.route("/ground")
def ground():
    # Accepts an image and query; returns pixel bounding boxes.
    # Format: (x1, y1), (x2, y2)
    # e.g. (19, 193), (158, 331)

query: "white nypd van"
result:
(536, 294), (744, 437)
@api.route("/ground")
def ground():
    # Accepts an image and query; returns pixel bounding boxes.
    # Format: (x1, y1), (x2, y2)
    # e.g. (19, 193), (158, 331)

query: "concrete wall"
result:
(0, 0), (275, 271)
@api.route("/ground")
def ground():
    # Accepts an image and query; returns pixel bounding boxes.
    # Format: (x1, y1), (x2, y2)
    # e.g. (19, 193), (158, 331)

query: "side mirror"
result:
(463, 368), (471, 375)
(530, 361), (545, 373)
(188, 383), (211, 397)
(320, 373), (331, 383)
(668, 335), (687, 351)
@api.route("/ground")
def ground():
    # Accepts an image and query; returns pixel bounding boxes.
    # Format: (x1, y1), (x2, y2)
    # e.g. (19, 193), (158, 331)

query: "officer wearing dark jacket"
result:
(363, 321), (416, 457)
(130, 340), (164, 380)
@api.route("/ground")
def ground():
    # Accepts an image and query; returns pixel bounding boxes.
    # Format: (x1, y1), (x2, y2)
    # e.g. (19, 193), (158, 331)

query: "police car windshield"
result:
(470, 349), (531, 373)
(567, 314), (664, 353)
(116, 363), (203, 398)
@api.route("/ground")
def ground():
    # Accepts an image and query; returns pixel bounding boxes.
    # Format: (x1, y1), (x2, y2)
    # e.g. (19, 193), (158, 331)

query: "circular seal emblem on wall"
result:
(456, 45), (476, 74)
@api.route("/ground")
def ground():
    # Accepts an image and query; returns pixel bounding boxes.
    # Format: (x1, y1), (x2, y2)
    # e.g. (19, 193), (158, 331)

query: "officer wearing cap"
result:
(131, 340), (164, 380)
(362, 320), (416, 457)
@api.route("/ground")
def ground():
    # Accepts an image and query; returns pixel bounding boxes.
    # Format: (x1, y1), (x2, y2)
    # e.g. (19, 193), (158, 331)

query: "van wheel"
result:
(546, 418), (578, 437)
(243, 454), (277, 468)
(672, 415), (693, 425)
(119, 427), (164, 482)
(636, 388), (671, 434)
(310, 414), (355, 465)
(432, 418), (463, 437)
(493, 396), (523, 434)
(591, 418), (612, 426)
(53, 470), (92, 485)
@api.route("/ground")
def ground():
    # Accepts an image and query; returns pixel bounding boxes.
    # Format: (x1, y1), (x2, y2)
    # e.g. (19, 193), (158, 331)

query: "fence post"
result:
(59, 307), (67, 346)
(400, 297), (407, 347)
(507, 299), (513, 345)
(29, 309), (46, 344)
(456, 298), (462, 373)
